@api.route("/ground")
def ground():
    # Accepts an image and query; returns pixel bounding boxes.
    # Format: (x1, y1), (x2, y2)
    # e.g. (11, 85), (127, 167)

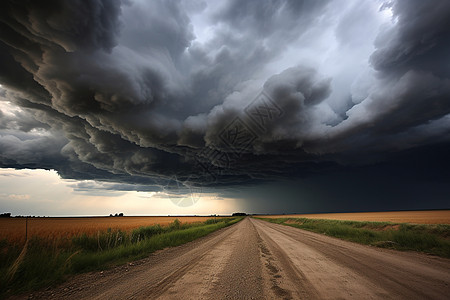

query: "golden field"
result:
(0, 216), (219, 244)
(258, 210), (450, 224)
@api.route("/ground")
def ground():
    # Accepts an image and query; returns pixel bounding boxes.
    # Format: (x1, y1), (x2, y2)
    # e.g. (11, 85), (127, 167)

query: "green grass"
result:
(256, 217), (450, 258)
(0, 217), (242, 298)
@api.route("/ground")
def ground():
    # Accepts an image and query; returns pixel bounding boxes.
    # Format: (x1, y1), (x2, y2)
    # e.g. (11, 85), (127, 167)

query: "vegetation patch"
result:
(256, 217), (450, 258)
(0, 217), (242, 298)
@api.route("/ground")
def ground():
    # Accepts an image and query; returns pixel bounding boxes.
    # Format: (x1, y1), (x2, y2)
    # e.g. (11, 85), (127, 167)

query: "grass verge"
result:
(256, 217), (450, 258)
(0, 217), (242, 298)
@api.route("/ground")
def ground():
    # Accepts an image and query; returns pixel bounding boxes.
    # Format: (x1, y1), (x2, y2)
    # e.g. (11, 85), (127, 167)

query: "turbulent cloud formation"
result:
(1, 0), (449, 195)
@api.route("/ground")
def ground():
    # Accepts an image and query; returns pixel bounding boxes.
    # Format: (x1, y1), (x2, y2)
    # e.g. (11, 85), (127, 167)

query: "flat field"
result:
(0, 216), (220, 244)
(258, 210), (450, 224)
(13, 218), (450, 300)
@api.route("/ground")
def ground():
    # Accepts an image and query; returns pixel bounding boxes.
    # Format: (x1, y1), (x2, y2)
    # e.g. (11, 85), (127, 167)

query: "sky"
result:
(0, 0), (449, 216)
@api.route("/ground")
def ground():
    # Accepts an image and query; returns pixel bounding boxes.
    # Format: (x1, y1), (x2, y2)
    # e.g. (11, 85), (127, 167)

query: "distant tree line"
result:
(232, 212), (247, 216)
(110, 213), (124, 217)
(1, 213), (50, 218)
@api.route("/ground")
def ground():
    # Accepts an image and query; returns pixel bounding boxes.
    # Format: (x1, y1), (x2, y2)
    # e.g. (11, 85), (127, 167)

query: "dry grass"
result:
(258, 217), (450, 258)
(0, 216), (217, 245)
(258, 210), (450, 224)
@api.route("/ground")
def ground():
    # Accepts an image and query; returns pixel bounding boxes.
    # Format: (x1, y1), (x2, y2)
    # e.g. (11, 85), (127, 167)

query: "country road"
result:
(17, 217), (450, 300)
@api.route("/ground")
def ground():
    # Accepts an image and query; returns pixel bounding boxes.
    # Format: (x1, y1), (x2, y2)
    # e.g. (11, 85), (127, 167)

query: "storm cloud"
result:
(1, 0), (449, 200)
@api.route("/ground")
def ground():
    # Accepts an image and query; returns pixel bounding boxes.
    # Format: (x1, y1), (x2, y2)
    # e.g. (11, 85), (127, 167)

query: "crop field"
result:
(0, 216), (240, 296)
(0, 216), (221, 245)
(258, 210), (450, 224)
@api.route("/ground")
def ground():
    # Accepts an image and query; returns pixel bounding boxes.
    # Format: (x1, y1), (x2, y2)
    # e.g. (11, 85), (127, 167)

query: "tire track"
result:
(251, 218), (450, 299)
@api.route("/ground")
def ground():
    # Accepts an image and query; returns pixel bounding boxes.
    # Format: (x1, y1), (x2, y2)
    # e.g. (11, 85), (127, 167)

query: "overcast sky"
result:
(1, 0), (449, 216)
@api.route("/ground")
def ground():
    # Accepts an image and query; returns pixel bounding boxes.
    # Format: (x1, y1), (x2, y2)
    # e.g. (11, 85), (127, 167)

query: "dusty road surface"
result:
(15, 218), (450, 300)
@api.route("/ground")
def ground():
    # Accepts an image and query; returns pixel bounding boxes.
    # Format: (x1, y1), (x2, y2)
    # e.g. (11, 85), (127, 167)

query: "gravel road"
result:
(17, 217), (450, 299)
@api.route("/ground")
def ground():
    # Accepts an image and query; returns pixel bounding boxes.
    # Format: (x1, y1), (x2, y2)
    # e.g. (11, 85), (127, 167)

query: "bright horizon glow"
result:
(0, 168), (241, 216)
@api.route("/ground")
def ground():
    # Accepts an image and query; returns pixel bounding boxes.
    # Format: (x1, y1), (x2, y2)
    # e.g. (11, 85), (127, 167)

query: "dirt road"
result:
(19, 218), (450, 299)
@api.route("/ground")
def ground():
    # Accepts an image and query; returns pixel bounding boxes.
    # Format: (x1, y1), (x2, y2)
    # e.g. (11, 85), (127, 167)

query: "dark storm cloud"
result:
(0, 0), (121, 52)
(317, 0), (450, 158)
(0, 0), (449, 199)
(371, 0), (450, 76)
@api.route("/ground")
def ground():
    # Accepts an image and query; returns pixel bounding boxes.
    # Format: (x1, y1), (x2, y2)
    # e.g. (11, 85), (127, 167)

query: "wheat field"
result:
(258, 210), (450, 224)
(0, 216), (219, 244)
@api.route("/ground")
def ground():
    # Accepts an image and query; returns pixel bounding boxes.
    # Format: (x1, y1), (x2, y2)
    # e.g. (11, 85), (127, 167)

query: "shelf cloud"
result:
(1, 0), (449, 202)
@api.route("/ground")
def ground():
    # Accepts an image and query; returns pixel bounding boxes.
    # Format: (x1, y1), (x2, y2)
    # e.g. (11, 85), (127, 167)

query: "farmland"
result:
(8, 218), (450, 300)
(257, 210), (450, 224)
(1, 212), (450, 298)
(0, 216), (221, 245)
(0, 216), (239, 297)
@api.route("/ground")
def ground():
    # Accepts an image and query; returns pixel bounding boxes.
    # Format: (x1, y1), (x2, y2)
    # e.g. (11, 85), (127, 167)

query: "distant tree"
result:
(110, 214), (113, 217)
(0, 212), (11, 218)
(232, 212), (247, 216)
(114, 213), (118, 217)
(118, 213), (124, 217)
